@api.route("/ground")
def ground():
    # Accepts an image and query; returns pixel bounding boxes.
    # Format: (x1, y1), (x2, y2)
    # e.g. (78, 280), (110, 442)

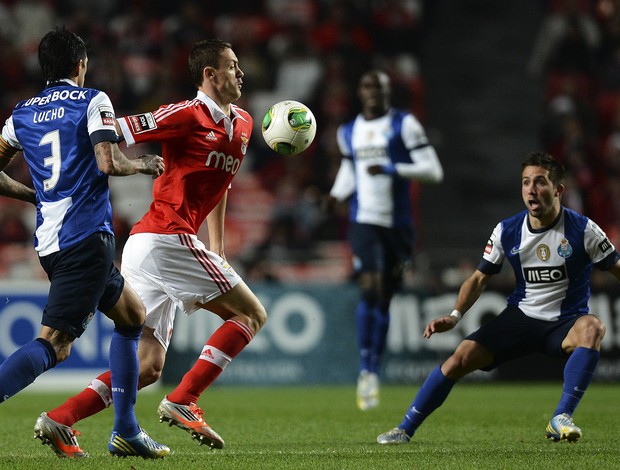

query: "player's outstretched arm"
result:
(423, 269), (490, 339)
(368, 146), (443, 183)
(0, 172), (36, 204)
(95, 141), (164, 177)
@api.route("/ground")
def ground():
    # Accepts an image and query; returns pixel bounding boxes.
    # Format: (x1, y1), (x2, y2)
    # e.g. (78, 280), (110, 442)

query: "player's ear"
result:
(555, 183), (565, 198)
(204, 66), (216, 80)
(73, 59), (84, 78)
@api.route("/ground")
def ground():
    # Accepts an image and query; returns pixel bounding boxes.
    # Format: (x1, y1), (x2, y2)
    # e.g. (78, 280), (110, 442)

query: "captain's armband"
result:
(0, 136), (18, 161)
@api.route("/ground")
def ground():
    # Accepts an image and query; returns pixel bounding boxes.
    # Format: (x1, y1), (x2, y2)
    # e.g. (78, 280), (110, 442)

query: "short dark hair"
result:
(188, 39), (232, 88)
(521, 151), (565, 186)
(38, 27), (87, 83)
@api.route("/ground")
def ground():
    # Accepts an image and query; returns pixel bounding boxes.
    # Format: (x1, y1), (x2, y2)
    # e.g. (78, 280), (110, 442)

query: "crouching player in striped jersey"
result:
(378, 152), (620, 444)
(37, 39), (267, 457)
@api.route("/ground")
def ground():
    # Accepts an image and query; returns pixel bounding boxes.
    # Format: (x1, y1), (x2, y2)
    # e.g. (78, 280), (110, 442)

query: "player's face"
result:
(358, 72), (390, 118)
(211, 48), (244, 104)
(521, 165), (563, 227)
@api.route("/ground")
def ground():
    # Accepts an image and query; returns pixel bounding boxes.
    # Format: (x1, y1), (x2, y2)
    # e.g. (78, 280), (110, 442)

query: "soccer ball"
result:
(261, 100), (317, 155)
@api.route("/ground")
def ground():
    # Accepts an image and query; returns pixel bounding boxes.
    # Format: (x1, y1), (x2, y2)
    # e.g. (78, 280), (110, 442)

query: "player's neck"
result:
(362, 107), (389, 120)
(528, 206), (561, 230)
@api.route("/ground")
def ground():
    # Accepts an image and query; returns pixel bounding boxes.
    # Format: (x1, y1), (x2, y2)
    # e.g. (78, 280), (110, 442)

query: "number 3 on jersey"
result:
(40, 129), (61, 191)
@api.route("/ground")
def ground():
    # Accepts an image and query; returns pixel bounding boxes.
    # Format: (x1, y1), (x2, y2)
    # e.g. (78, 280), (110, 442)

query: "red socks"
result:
(167, 320), (253, 405)
(48, 371), (113, 427)
(48, 319), (254, 426)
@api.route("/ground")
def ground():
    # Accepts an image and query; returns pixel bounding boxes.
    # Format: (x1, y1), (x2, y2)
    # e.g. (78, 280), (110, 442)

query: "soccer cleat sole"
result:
(34, 430), (88, 458)
(356, 396), (379, 411)
(108, 431), (170, 459)
(33, 414), (87, 458)
(545, 430), (581, 443)
(159, 413), (224, 449)
(545, 414), (582, 443)
(376, 428), (411, 445)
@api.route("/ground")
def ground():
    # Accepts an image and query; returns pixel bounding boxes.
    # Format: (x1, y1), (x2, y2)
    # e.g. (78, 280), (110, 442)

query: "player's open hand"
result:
(367, 164), (383, 175)
(138, 154), (165, 178)
(423, 315), (459, 339)
(368, 164), (397, 176)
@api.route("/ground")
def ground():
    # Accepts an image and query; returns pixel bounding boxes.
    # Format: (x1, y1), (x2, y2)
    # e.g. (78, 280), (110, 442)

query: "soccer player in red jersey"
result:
(39, 39), (267, 456)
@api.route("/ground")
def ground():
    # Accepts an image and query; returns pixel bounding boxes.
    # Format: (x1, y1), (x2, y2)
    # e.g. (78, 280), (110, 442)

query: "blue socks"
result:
(370, 307), (390, 373)
(356, 300), (374, 372)
(393, 348), (599, 437)
(554, 347), (599, 417)
(400, 366), (455, 436)
(356, 299), (391, 374)
(0, 338), (56, 403)
(109, 325), (142, 437)
(0, 325), (145, 440)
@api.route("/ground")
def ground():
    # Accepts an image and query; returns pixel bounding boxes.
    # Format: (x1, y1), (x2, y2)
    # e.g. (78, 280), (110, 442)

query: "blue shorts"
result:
(348, 222), (414, 281)
(39, 232), (124, 338)
(466, 305), (581, 371)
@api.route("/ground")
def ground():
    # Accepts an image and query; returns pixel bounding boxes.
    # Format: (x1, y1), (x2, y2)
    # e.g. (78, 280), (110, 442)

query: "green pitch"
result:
(0, 383), (618, 469)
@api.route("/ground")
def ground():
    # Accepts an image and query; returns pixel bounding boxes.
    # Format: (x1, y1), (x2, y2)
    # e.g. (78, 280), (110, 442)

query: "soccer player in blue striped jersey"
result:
(377, 151), (620, 444)
(0, 28), (169, 458)
(327, 69), (443, 410)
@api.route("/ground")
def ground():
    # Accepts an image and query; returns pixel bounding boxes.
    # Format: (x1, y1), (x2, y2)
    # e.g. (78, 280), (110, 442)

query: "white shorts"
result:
(121, 232), (241, 350)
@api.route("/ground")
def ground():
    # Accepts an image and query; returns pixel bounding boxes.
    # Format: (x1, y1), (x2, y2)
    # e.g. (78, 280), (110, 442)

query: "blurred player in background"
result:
(41, 38), (267, 455)
(0, 28), (169, 458)
(326, 69), (443, 410)
(378, 152), (620, 444)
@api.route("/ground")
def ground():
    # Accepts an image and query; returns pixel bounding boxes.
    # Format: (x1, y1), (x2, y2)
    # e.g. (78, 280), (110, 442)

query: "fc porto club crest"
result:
(557, 238), (573, 258)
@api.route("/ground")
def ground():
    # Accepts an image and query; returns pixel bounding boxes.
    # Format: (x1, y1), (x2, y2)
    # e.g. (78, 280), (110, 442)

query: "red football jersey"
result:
(118, 91), (253, 235)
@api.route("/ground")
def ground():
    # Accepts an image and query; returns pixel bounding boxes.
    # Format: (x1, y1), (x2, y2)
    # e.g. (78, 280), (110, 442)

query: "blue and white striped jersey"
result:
(478, 207), (619, 321)
(1, 79), (120, 255)
(329, 109), (442, 228)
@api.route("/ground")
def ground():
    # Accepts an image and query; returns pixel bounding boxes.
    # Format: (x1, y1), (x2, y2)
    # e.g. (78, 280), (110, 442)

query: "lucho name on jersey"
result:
(22, 90), (87, 107)
(33, 107), (65, 124)
(523, 265), (567, 283)
(205, 150), (241, 174)
(128, 113), (157, 134)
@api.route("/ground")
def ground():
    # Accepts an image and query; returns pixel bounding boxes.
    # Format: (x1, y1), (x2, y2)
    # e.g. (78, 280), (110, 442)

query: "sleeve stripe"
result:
(0, 136), (18, 160)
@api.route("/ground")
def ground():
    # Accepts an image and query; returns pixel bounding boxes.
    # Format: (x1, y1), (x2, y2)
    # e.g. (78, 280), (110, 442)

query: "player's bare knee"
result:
(126, 302), (146, 327)
(249, 304), (267, 332)
(50, 339), (72, 363)
(441, 354), (469, 381)
(43, 329), (74, 363)
(139, 365), (162, 387)
(574, 315), (606, 346)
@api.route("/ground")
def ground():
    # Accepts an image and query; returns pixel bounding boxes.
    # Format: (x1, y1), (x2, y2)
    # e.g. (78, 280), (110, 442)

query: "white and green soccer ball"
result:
(261, 100), (317, 155)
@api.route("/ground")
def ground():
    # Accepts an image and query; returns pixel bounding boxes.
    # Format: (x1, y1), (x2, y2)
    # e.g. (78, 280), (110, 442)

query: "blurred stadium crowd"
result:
(532, 0), (620, 254)
(2, 0), (620, 288)
(0, 0), (427, 282)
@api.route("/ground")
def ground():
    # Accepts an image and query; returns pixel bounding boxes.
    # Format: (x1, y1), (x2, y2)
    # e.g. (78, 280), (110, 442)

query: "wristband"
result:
(449, 309), (462, 323)
(382, 164), (398, 175)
